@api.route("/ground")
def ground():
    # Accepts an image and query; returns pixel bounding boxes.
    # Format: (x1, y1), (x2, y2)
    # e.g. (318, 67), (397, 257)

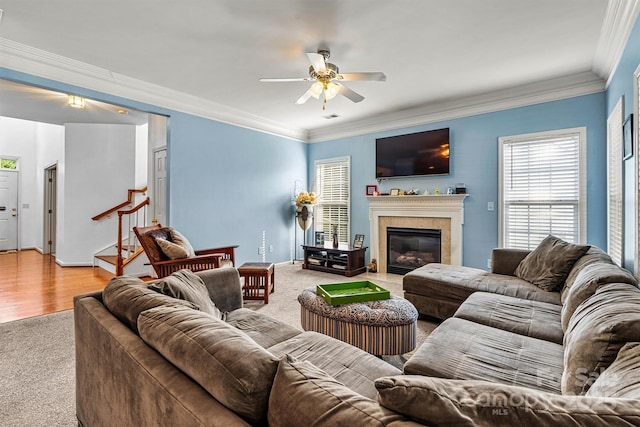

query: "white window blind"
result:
(500, 129), (585, 250)
(314, 157), (350, 244)
(607, 98), (624, 265)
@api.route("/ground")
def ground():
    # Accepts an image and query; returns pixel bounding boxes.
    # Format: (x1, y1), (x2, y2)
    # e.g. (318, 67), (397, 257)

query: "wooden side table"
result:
(238, 262), (275, 304)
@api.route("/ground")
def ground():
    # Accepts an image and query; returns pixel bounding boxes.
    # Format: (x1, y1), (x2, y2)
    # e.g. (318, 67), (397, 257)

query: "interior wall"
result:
(57, 123), (136, 265)
(308, 92), (607, 270)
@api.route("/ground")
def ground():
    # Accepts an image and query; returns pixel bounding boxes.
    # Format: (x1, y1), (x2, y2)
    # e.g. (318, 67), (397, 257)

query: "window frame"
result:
(313, 156), (351, 245)
(498, 127), (587, 249)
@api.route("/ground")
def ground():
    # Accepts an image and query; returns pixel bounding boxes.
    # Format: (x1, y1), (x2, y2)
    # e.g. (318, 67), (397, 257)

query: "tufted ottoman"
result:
(297, 287), (419, 356)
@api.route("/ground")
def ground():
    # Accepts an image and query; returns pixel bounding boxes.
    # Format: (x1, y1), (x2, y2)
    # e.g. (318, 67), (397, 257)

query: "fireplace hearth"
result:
(387, 227), (441, 275)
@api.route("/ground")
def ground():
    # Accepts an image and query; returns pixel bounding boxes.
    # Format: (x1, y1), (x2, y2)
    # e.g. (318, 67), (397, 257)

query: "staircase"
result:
(92, 187), (152, 276)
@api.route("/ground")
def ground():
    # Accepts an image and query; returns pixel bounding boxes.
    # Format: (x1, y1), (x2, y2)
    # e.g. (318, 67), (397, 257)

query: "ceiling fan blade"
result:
(294, 88), (313, 105)
(337, 72), (387, 82)
(259, 77), (309, 82)
(335, 83), (364, 103)
(306, 52), (326, 73)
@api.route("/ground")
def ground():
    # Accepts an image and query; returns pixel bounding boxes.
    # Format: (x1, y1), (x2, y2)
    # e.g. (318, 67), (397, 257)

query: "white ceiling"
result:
(0, 0), (634, 141)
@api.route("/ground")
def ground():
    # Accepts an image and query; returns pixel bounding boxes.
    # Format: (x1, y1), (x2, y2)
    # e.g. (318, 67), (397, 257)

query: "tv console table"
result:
(302, 244), (368, 277)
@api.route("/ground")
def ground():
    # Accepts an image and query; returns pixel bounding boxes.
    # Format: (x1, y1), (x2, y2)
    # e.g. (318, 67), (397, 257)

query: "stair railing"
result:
(92, 187), (149, 275)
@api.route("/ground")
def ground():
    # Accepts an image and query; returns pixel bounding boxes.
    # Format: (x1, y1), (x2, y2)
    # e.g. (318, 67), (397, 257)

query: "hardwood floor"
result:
(0, 249), (114, 323)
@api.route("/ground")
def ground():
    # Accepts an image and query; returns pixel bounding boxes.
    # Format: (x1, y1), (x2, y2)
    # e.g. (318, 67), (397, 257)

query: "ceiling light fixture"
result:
(67, 95), (85, 109)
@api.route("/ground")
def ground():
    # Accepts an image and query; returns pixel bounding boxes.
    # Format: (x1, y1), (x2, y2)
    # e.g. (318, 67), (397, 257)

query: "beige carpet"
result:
(0, 262), (439, 426)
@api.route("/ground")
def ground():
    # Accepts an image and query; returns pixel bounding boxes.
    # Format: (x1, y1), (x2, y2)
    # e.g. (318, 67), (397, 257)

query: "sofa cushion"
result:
(562, 246), (614, 297)
(226, 308), (302, 348)
(102, 276), (197, 333)
(453, 292), (563, 344)
(155, 237), (189, 259)
(268, 355), (413, 427)
(560, 263), (638, 332)
(562, 283), (640, 395)
(586, 342), (640, 399)
(148, 269), (223, 319)
(267, 331), (401, 400)
(137, 305), (279, 426)
(375, 375), (640, 427)
(403, 318), (564, 393)
(514, 235), (590, 292)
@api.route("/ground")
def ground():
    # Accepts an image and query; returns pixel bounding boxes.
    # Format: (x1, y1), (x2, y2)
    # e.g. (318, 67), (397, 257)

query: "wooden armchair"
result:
(133, 224), (238, 278)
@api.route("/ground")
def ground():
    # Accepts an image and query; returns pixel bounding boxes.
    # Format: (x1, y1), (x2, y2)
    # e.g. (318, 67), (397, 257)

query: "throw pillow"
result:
(514, 235), (590, 291)
(375, 375), (640, 426)
(138, 305), (278, 426)
(149, 269), (223, 320)
(169, 228), (196, 257)
(268, 355), (410, 427)
(562, 283), (640, 395)
(586, 342), (640, 399)
(155, 238), (189, 259)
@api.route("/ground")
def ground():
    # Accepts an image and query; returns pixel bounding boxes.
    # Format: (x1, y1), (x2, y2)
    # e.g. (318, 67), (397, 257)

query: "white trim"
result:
(498, 127), (587, 247)
(1, 37), (606, 144)
(593, 0), (640, 87)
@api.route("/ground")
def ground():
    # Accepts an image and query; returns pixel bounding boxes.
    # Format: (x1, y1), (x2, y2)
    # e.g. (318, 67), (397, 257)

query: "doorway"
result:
(0, 168), (18, 251)
(43, 164), (57, 255)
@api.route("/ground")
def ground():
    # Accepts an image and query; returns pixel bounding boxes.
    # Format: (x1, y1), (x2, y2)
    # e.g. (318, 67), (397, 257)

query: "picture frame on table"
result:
(390, 188), (400, 196)
(353, 234), (365, 249)
(366, 184), (378, 196)
(624, 114), (634, 160)
(315, 231), (325, 246)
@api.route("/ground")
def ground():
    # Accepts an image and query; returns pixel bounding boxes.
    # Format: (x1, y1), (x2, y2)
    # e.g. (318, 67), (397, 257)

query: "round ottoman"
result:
(297, 287), (419, 356)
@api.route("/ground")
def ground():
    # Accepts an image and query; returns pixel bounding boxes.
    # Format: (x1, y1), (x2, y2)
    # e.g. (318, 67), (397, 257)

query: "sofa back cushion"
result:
(148, 269), (224, 320)
(562, 283), (640, 395)
(102, 276), (197, 333)
(138, 305), (278, 426)
(561, 246), (613, 299)
(268, 355), (412, 427)
(514, 235), (590, 292)
(586, 342), (640, 399)
(560, 263), (638, 332)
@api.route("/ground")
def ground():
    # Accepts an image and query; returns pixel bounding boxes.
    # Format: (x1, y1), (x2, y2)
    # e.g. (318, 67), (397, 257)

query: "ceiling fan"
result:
(259, 49), (386, 109)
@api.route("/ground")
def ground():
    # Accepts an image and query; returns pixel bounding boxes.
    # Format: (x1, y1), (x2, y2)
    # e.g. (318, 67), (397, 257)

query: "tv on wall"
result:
(376, 128), (450, 178)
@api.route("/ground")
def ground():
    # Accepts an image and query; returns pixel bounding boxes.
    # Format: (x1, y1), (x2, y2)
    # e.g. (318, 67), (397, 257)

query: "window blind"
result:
(607, 98), (623, 266)
(501, 131), (582, 250)
(314, 157), (350, 244)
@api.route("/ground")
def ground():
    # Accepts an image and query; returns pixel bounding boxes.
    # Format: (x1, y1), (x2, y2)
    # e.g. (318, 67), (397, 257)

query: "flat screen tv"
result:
(376, 128), (450, 178)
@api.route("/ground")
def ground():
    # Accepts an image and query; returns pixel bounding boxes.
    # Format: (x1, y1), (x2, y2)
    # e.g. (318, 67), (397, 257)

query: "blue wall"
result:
(606, 15), (640, 271)
(0, 68), (308, 266)
(309, 93), (607, 270)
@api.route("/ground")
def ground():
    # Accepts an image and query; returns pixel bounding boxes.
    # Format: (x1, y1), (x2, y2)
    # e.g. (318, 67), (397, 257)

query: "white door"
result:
(153, 148), (167, 226)
(0, 170), (18, 251)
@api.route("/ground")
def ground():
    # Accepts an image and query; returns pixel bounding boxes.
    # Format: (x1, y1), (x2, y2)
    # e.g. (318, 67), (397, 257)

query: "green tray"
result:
(316, 281), (390, 305)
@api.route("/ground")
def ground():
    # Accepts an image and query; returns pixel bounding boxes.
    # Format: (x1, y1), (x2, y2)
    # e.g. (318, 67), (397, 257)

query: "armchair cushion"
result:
(155, 238), (189, 259)
(514, 235), (590, 292)
(169, 228), (196, 257)
(149, 269), (224, 320)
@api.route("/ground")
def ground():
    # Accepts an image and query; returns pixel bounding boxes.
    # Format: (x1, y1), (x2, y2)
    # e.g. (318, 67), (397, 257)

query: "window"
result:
(0, 158), (17, 170)
(499, 128), (586, 250)
(607, 98), (624, 265)
(314, 157), (350, 245)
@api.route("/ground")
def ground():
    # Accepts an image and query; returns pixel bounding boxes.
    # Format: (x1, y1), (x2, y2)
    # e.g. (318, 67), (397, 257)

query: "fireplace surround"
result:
(367, 194), (467, 273)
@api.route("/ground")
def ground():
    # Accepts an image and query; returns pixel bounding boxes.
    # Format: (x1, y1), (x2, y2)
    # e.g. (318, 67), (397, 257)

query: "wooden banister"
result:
(92, 187), (148, 221)
(116, 197), (150, 275)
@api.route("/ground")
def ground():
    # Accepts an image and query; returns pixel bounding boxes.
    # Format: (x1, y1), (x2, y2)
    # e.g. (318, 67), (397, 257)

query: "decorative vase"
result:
(332, 225), (339, 248)
(296, 203), (314, 231)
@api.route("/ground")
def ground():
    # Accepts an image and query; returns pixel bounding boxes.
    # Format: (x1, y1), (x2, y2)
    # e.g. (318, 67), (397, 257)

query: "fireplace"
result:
(387, 227), (441, 275)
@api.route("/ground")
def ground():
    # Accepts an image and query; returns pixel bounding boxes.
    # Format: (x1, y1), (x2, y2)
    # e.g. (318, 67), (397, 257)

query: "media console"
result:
(302, 244), (368, 277)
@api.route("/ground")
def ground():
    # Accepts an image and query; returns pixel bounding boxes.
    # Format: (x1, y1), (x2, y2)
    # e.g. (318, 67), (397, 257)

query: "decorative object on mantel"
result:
(390, 188), (400, 196)
(455, 183), (467, 194)
(366, 184), (378, 196)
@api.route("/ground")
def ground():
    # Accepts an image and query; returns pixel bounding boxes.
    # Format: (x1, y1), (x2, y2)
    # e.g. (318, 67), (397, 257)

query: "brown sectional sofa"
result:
(398, 242), (640, 425)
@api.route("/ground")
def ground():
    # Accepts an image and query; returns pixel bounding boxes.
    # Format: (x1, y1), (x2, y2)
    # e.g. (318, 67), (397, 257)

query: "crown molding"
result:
(593, 0), (640, 84)
(307, 71), (605, 143)
(0, 38), (308, 141)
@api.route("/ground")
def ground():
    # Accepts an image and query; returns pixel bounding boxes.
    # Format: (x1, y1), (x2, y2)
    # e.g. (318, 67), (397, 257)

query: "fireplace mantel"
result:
(367, 194), (468, 271)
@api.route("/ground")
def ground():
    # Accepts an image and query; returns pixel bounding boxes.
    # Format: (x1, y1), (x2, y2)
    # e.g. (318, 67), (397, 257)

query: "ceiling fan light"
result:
(67, 94), (85, 109)
(324, 82), (339, 100)
(310, 82), (323, 99)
